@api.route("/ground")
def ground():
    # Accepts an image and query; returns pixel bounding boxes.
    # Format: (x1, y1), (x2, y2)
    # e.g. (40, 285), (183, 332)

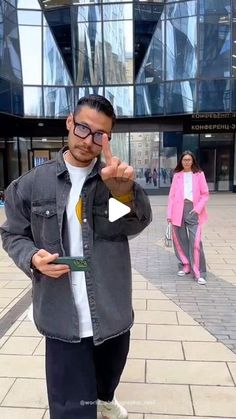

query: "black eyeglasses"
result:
(73, 116), (111, 147)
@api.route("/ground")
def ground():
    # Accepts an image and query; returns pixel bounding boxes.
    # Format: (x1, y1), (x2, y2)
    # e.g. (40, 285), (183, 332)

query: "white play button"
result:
(108, 198), (131, 222)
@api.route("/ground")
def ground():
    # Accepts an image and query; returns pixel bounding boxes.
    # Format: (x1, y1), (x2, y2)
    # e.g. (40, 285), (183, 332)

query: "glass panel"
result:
(77, 5), (101, 21)
(160, 137), (177, 187)
(0, 3), (22, 81)
(23, 86), (43, 116)
(135, 84), (164, 116)
(110, 133), (129, 163)
(19, 26), (42, 84)
(199, 2), (231, 78)
(231, 80), (236, 110)
(135, 15), (164, 83)
(232, 4), (236, 77)
(12, 83), (24, 116)
(19, 137), (31, 174)
(182, 133), (199, 157)
(135, 0), (164, 2)
(75, 86), (103, 105)
(6, 137), (19, 183)
(33, 149), (50, 167)
(5, 0), (16, 5)
(41, 0), (100, 8)
(0, 78), (11, 113)
(105, 86), (133, 116)
(76, 22), (103, 85)
(43, 26), (72, 85)
(166, 0), (196, 18)
(18, 0), (41, 9)
(166, 81), (196, 114)
(44, 87), (73, 117)
(130, 132), (160, 190)
(200, 148), (216, 192)
(166, 16), (197, 80)
(18, 10), (42, 25)
(32, 137), (63, 149)
(134, 3), (164, 80)
(199, 0), (230, 14)
(217, 148), (231, 191)
(103, 0), (130, 2)
(103, 4), (132, 20)
(198, 79), (231, 112)
(103, 20), (133, 84)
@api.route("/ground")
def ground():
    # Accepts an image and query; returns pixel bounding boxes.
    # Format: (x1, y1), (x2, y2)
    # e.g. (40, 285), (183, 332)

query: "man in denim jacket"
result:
(0, 95), (152, 419)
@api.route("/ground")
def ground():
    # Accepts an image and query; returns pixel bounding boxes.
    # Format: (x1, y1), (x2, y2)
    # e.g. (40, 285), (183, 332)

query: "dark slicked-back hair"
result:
(74, 94), (116, 127)
(174, 150), (201, 173)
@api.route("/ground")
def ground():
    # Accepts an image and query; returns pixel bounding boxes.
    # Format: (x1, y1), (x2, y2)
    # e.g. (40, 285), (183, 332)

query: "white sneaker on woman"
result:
(197, 277), (206, 285)
(97, 397), (128, 418)
(177, 270), (190, 276)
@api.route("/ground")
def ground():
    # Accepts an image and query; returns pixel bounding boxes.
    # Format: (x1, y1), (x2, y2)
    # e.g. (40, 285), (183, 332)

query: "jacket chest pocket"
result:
(31, 203), (60, 245)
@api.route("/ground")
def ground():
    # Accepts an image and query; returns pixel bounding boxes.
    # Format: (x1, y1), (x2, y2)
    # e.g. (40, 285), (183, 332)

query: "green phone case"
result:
(52, 257), (88, 271)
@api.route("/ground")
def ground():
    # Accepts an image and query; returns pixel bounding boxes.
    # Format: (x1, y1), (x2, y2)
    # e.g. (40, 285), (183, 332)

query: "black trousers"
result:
(45, 331), (130, 419)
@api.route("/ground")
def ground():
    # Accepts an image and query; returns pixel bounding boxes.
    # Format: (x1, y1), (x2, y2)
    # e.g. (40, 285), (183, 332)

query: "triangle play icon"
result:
(108, 198), (131, 222)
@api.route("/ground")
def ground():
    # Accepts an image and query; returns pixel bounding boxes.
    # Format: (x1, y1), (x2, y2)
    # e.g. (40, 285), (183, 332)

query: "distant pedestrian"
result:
(152, 169), (158, 187)
(167, 150), (209, 285)
(144, 168), (149, 184)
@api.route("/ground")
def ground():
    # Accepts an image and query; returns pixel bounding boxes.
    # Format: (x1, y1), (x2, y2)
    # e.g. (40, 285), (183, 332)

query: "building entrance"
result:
(200, 146), (233, 192)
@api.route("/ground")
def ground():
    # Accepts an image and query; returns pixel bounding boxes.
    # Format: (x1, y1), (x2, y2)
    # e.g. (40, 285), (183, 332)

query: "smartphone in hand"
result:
(51, 257), (88, 271)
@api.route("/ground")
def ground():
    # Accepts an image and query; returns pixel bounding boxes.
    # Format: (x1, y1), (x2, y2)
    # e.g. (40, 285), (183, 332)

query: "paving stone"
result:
(121, 359), (145, 383)
(134, 310), (177, 325)
(0, 407), (45, 419)
(191, 385), (236, 417)
(129, 340), (183, 360)
(0, 378), (15, 403)
(146, 360), (233, 385)
(0, 337), (42, 355)
(2, 378), (48, 408)
(0, 355), (45, 378)
(116, 383), (193, 415)
(183, 342), (236, 361)
(147, 325), (216, 342)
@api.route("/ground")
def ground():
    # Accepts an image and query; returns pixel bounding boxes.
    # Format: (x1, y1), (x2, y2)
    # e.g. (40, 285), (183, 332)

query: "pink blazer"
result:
(167, 171), (209, 227)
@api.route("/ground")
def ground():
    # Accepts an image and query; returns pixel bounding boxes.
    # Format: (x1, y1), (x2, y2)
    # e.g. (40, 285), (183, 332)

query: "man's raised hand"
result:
(101, 134), (134, 197)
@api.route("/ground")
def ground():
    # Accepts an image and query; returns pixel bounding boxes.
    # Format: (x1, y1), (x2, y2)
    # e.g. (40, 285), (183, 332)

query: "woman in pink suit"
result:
(167, 151), (209, 285)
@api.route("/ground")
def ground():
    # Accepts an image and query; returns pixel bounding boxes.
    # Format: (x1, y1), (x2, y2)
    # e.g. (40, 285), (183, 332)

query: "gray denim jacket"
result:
(0, 148), (152, 344)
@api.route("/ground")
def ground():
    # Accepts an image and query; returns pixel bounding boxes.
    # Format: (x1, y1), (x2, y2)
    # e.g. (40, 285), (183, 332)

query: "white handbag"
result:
(165, 223), (172, 247)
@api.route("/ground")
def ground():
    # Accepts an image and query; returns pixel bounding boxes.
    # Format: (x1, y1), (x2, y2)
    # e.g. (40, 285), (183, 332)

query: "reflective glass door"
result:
(200, 148), (216, 191)
(216, 148), (232, 191)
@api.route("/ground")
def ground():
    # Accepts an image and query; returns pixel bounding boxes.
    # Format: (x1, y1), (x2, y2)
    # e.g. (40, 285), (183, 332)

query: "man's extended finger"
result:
(102, 134), (113, 165)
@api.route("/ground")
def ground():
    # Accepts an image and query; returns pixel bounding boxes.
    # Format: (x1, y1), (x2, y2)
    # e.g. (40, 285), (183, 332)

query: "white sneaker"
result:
(97, 397), (128, 419)
(197, 277), (206, 285)
(177, 270), (190, 276)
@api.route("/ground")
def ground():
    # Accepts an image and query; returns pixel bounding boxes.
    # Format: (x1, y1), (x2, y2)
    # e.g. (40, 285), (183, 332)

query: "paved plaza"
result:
(0, 193), (236, 418)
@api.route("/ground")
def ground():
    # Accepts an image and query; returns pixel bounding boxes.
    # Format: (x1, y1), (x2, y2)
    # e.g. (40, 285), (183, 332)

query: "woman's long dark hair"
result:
(174, 150), (201, 173)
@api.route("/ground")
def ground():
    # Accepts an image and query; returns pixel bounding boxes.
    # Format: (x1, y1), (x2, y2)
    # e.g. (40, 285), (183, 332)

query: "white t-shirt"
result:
(184, 172), (193, 201)
(65, 155), (95, 338)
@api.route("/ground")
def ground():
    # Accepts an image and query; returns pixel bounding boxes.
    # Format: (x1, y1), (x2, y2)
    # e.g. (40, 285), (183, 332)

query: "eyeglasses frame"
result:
(72, 115), (111, 146)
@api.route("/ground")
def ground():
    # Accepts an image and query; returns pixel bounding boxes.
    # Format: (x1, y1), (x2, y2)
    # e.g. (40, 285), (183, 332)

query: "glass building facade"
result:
(0, 0), (236, 192)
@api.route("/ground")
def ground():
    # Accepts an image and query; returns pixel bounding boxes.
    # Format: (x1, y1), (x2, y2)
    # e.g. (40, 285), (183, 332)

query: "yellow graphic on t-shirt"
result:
(76, 197), (83, 224)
